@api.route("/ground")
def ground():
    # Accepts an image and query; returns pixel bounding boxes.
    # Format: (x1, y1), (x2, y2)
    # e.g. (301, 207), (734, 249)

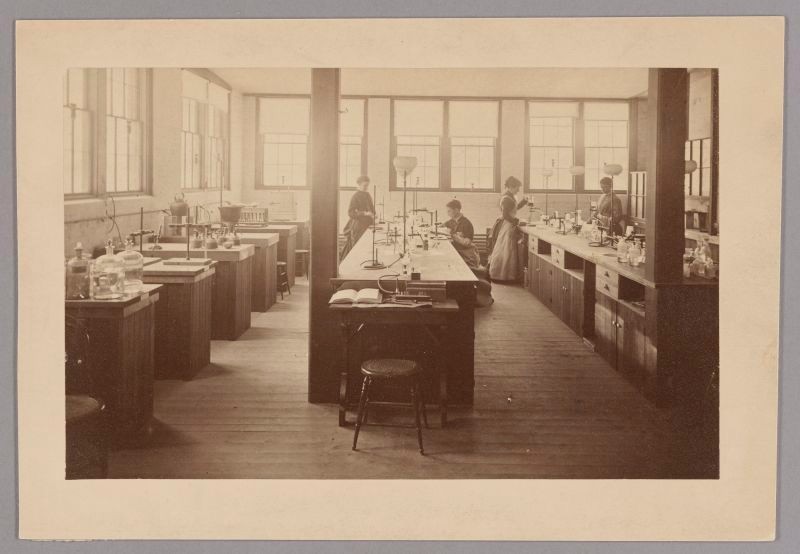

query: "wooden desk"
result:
(142, 243), (254, 340)
(334, 231), (478, 407)
(143, 261), (216, 379)
(238, 233), (279, 312)
(65, 285), (162, 444)
(236, 225), (297, 286)
(330, 300), (460, 427)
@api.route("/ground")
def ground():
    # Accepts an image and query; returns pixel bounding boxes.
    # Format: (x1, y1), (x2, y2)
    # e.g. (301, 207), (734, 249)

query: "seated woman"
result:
(443, 199), (480, 269)
(443, 199), (493, 307)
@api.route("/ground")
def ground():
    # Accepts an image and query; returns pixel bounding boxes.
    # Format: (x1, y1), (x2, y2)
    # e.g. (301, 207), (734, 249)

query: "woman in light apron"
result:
(488, 176), (528, 282)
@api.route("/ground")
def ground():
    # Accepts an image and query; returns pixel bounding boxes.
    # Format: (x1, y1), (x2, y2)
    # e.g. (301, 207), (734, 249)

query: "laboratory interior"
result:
(63, 68), (719, 479)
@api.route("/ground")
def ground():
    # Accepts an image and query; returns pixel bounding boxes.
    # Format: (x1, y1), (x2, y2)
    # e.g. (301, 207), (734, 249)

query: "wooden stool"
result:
(295, 249), (310, 278)
(66, 395), (108, 479)
(352, 358), (428, 455)
(277, 261), (291, 299)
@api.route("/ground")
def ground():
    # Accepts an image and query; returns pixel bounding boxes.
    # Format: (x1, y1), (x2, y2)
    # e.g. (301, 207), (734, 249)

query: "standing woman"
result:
(488, 176), (528, 282)
(340, 175), (375, 260)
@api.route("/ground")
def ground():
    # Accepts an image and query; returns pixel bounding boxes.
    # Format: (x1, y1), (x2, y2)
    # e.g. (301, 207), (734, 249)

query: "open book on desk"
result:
(329, 288), (382, 305)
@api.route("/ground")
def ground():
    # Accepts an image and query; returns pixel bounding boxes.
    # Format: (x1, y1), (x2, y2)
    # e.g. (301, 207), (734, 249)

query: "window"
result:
(63, 67), (151, 198)
(63, 69), (94, 195)
(392, 100), (444, 189)
(449, 101), (499, 190)
(104, 68), (146, 193)
(181, 71), (230, 190)
(257, 97), (310, 188)
(584, 102), (629, 191)
(629, 171), (647, 221)
(339, 98), (366, 188)
(528, 102), (578, 191)
(685, 138), (712, 197)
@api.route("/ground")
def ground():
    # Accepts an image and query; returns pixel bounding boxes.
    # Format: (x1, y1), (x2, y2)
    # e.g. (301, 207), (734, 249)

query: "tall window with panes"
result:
(449, 100), (499, 191)
(339, 98), (366, 187)
(63, 69), (94, 196)
(181, 71), (230, 190)
(583, 102), (629, 190)
(392, 100), (444, 189)
(528, 102), (578, 191)
(104, 68), (146, 193)
(257, 97), (309, 188)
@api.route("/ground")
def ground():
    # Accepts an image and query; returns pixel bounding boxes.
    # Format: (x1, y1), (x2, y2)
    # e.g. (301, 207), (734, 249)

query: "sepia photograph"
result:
(14, 16), (784, 541)
(61, 66), (719, 480)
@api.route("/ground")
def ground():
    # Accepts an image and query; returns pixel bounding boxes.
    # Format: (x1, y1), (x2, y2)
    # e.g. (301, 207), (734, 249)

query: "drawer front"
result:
(596, 266), (619, 287)
(552, 246), (565, 268)
(596, 278), (619, 299)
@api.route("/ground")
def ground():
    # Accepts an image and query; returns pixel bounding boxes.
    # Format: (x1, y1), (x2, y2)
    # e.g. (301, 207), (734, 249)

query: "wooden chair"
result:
(277, 261), (291, 299)
(65, 316), (109, 479)
(352, 358), (428, 455)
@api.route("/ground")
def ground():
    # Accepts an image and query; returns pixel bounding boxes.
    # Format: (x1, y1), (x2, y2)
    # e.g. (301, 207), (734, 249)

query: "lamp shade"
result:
(541, 168), (554, 177)
(393, 156), (418, 173)
(569, 166), (585, 176)
(684, 160), (699, 174)
(603, 163), (623, 176)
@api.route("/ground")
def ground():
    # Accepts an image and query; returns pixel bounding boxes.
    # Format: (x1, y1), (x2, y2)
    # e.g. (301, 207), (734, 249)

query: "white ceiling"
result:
(212, 68), (649, 99)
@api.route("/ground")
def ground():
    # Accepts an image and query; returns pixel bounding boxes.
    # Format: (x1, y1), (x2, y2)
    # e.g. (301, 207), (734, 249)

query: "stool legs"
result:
(411, 380), (424, 455)
(352, 376), (371, 451)
(419, 379), (429, 429)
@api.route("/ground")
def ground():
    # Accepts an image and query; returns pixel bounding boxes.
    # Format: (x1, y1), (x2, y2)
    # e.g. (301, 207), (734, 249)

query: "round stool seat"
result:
(66, 395), (103, 425)
(361, 358), (420, 378)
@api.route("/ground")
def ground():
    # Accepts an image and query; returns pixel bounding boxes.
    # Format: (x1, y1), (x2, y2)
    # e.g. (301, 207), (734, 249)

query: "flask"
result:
(92, 240), (124, 299)
(65, 242), (91, 300)
(119, 237), (144, 294)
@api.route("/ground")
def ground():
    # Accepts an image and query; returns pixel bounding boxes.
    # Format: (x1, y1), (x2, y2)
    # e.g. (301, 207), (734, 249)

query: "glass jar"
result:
(65, 242), (91, 300)
(92, 240), (124, 300)
(119, 237), (144, 294)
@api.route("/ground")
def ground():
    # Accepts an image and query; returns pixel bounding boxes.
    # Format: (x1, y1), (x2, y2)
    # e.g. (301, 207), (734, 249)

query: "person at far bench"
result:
(443, 199), (480, 269)
(340, 175), (375, 260)
(443, 198), (494, 307)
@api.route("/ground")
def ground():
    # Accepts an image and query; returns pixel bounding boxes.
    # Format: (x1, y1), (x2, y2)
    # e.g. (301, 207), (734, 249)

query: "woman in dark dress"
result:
(340, 175), (375, 260)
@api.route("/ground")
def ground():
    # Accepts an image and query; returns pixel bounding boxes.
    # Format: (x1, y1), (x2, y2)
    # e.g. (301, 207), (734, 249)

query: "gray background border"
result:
(2, 1), (797, 552)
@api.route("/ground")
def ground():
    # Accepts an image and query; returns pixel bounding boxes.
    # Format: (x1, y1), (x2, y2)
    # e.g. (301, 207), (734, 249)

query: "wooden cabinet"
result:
(528, 252), (586, 337)
(594, 290), (649, 391)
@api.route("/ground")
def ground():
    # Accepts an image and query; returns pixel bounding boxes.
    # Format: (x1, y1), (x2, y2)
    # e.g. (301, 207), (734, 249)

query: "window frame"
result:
(523, 99), (633, 195)
(338, 96), (369, 191)
(63, 69), (96, 199)
(254, 94), (312, 190)
(180, 70), (232, 192)
(388, 97), (501, 193)
(99, 68), (153, 197)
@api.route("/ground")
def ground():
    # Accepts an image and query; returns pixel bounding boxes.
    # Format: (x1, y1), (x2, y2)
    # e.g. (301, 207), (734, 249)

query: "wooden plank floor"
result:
(108, 279), (714, 479)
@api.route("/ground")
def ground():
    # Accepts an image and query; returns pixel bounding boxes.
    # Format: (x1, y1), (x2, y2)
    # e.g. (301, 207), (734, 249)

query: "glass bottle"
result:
(119, 237), (144, 294)
(616, 238), (629, 263)
(92, 240), (124, 300)
(628, 239), (642, 267)
(65, 242), (91, 300)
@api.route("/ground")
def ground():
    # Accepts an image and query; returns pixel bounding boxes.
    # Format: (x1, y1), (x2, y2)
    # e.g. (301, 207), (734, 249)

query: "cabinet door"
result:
(566, 273), (585, 336)
(594, 291), (618, 367)
(528, 252), (540, 296)
(616, 302), (648, 389)
(551, 267), (564, 318)
(539, 258), (555, 310)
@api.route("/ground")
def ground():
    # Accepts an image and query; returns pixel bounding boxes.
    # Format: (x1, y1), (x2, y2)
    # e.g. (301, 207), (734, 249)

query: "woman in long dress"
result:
(340, 175), (375, 260)
(488, 176), (528, 282)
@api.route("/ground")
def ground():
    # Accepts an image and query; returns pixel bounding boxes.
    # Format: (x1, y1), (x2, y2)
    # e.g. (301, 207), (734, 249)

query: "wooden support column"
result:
(645, 68), (688, 284)
(308, 69), (341, 402)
